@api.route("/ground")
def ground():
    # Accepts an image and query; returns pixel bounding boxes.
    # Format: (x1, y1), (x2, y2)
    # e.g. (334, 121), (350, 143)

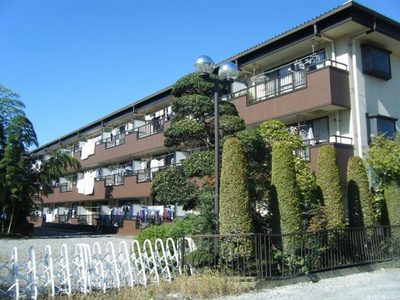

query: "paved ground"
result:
(219, 267), (400, 300)
(0, 227), (134, 262)
(1, 228), (399, 300)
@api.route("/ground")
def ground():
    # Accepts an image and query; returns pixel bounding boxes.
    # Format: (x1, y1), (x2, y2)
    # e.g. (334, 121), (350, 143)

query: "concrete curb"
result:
(254, 260), (400, 290)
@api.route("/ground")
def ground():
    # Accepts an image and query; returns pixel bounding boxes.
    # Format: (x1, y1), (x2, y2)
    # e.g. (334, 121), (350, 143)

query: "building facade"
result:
(33, 1), (400, 222)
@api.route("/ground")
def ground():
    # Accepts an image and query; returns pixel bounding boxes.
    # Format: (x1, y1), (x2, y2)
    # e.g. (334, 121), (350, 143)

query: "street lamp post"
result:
(194, 56), (239, 233)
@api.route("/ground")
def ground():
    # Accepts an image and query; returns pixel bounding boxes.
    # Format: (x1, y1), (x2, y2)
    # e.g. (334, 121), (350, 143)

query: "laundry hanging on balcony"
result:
(81, 138), (96, 160)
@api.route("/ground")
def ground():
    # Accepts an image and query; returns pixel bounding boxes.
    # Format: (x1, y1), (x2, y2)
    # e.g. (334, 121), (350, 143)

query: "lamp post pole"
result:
(213, 89), (220, 229)
(194, 56), (239, 233)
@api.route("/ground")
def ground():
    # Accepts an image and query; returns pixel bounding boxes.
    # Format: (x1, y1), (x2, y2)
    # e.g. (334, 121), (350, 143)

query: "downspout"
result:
(314, 23), (336, 60)
(351, 29), (374, 158)
(320, 35), (336, 61)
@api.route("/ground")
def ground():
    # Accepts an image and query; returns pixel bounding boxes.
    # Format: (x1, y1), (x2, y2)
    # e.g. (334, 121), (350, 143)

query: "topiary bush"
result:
(182, 151), (214, 178)
(151, 165), (199, 210)
(164, 119), (208, 148)
(347, 156), (376, 228)
(383, 181), (400, 226)
(259, 119), (302, 150)
(171, 73), (229, 98)
(219, 137), (252, 261)
(171, 94), (214, 121)
(316, 145), (345, 230)
(219, 137), (252, 235)
(271, 141), (303, 253)
(294, 156), (319, 229)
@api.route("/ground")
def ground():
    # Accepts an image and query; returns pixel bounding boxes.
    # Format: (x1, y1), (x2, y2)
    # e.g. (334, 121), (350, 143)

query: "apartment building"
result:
(33, 1), (400, 221)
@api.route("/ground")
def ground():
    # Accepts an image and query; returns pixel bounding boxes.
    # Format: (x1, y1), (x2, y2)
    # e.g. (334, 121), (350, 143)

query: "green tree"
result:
(219, 137), (253, 261)
(151, 166), (199, 210)
(383, 181), (400, 226)
(219, 137), (252, 235)
(271, 141), (302, 253)
(316, 145), (345, 230)
(235, 128), (269, 232)
(367, 135), (400, 226)
(0, 84), (80, 234)
(347, 156), (376, 228)
(152, 73), (247, 234)
(294, 156), (319, 228)
(259, 119), (303, 150)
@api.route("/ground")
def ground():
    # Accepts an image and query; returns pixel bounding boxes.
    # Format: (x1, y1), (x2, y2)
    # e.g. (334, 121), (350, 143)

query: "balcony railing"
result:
(297, 135), (353, 161)
(104, 173), (125, 186)
(59, 182), (72, 193)
(137, 119), (164, 139)
(104, 133), (126, 149)
(136, 165), (168, 183)
(230, 59), (347, 104)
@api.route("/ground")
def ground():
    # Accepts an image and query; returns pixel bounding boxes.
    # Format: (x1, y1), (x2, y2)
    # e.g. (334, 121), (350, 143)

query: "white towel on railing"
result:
(81, 139), (96, 160)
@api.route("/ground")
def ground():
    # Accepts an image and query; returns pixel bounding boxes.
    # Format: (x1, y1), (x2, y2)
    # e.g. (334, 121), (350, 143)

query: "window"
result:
(368, 115), (397, 140)
(361, 44), (391, 80)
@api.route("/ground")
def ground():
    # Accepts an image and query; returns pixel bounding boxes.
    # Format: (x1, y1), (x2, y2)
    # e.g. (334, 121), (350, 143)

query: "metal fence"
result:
(183, 226), (400, 278)
(1, 226), (399, 299)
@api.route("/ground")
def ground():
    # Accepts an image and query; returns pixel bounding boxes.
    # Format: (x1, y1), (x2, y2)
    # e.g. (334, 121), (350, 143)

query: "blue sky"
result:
(1, 0), (399, 147)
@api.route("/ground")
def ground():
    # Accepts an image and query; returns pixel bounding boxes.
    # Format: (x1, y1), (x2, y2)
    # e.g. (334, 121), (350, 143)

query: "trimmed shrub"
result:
(316, 145), (345, 230)
(271, 141), (303, 253)
(164, 119), (207, 148)
(219, 137), (252, 261)
(383, 181), (400, 226)
(151, 165), (199, 209)
(294, 156), (319, 227)
(219, 137), (252, 234)
(259, 119), (302, 150)
(171, 73), (229, 98)
(347, 156), (376, 227)
(172, 94), (214, 122)
(182, 151), (214, 178)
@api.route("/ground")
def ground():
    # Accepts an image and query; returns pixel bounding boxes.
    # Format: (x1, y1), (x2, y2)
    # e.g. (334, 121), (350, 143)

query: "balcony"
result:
(74, 120), (170, 168)
(43, 175), (151, 204)
(300, 135), (354, 185)
(230, 60), (350, 125)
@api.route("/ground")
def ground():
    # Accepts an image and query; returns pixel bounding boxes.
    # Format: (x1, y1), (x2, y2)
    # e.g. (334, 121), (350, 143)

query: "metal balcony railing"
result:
(59, 182), (72, 193)
(230, 59), (347, 104)
(137, 119), (164, 139)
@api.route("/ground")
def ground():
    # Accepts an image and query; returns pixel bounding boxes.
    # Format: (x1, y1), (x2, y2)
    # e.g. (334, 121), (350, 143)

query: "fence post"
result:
(180, 237), (185, 275)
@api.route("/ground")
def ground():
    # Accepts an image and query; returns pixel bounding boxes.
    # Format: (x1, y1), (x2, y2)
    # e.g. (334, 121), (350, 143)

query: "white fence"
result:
(0, 238), (195, 299)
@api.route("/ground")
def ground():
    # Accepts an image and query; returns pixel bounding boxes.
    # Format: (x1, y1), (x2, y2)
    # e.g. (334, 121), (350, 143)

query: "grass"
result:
(53, 271), (257, 300)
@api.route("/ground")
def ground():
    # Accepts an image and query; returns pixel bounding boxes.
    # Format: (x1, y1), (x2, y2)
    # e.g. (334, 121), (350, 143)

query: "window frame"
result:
(361, 44), (392, 80)
(367, 114), (397, 141)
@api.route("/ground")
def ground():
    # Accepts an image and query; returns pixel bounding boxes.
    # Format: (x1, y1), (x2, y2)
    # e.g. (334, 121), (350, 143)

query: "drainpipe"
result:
(351, 29), (374, 158)
(319, 34), (336, 61)
(314, 24), (336, 61)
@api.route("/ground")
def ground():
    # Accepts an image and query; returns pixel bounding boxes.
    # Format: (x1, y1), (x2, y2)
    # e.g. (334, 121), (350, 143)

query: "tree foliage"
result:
(367, 135), (400, 182)
(164, 119), (208, 148)
(171, 73), (229, 98)
(0, 84), (79, 234)
(259, 119), (303, 150)
(294, 156), (319, 228)
(347, 156), (376, 228)
(383, 181), (400, 226)
(219, 138), (252, 234)
(151, 165), (199, 210)
(316, 145), (345, 230)
(182, 151), (214, 178)
(271, 142), (303, 242)
(367, 135), (400, 227)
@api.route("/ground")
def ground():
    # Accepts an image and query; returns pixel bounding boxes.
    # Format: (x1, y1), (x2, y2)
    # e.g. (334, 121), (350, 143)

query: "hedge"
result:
(316, 145), (345, 230)
(271, 141), (303, 253)
(219, 137), (252, 235)
(347, 156), (376, 227)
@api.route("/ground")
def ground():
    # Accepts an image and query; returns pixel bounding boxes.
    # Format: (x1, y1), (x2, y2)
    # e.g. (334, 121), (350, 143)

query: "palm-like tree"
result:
(0, 84), (80, 234)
